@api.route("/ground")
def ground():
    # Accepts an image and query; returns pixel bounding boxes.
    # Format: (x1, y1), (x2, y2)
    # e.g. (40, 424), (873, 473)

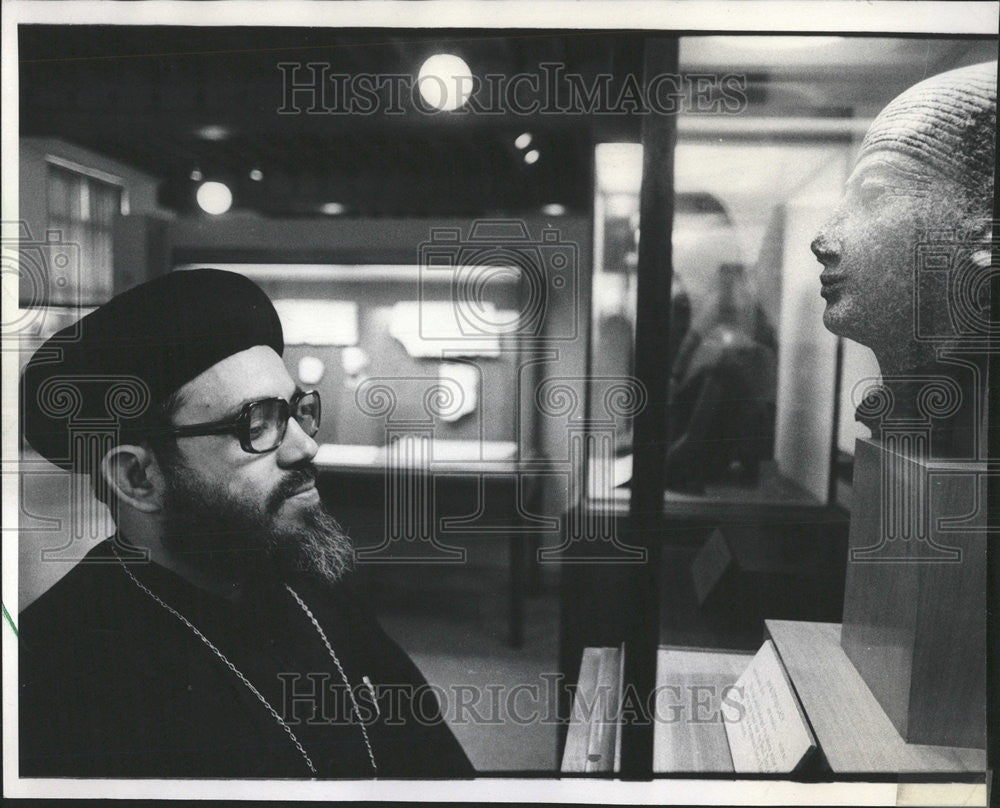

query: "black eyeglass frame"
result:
(163, 389), (321, 454)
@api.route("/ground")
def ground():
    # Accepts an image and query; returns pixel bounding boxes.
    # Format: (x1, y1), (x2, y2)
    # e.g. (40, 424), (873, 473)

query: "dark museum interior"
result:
(15, 24), (995, 775)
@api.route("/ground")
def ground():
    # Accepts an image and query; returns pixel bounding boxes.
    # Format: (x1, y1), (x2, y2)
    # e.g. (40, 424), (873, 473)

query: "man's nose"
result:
(277, 417), (319, 465)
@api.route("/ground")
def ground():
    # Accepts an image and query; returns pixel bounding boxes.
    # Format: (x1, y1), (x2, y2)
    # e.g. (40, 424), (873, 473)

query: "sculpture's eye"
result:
(859, 178), (887, 205)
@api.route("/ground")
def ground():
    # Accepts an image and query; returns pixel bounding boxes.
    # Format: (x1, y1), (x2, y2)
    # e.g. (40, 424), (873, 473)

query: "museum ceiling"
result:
(18, 26), (996, 216)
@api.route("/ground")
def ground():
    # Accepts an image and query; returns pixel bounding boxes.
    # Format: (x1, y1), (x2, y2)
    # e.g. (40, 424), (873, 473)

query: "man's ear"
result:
(100, 445), (166, 513)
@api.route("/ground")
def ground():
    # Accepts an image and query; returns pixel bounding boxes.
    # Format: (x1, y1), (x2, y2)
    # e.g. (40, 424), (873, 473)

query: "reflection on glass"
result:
(590, 141), (847, 506)
(591, 37), (999, 515)
(666, 256), (777, 493)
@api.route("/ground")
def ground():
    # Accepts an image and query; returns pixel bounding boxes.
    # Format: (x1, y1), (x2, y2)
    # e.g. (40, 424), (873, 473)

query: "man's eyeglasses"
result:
(165, 390), (321, 454)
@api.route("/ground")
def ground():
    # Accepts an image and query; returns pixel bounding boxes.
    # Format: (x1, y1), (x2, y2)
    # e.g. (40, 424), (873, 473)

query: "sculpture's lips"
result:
(819, 273), (847, 298)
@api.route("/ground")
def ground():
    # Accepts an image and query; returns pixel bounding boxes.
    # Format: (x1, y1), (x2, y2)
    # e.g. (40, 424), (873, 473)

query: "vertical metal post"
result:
(620, 36), (679, 778)
(984, 151), (999, 779)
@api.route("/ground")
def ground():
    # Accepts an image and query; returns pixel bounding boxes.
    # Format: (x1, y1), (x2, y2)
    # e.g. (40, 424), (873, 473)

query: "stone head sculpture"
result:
(811, 61), (997, 455)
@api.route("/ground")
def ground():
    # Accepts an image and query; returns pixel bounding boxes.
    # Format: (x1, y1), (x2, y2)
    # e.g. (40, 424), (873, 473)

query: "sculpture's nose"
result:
(810, 228), (841, 267)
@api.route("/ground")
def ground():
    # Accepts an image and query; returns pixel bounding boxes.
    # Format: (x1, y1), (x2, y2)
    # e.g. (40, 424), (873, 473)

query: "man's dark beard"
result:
(159, 458), (353, 587)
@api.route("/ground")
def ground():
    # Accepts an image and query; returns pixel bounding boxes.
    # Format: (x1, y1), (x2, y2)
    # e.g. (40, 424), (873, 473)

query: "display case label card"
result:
(724, 639), (816, 772)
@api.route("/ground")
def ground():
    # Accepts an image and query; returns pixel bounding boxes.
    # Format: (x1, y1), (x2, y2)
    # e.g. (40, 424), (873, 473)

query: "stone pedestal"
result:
(841, 438), (986, 749)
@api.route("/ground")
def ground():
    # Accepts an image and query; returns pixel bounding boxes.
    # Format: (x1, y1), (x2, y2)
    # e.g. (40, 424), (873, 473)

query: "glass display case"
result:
(590, 138), (850, 509)
(588, 35), (997, 517)
(566, 32), (996, 777)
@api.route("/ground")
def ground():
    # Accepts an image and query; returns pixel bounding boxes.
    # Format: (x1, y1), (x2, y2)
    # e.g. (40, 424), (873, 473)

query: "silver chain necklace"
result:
(113, 547), (378, 776)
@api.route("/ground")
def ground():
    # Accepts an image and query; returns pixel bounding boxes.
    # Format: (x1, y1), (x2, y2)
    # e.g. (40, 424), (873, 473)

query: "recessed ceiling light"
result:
(195, 125), (231, 141)
(524, 149), (540, 165)
(196, 181), (233, 215)
(514, 132), (533, 150)
(541, 203), (567, 216)
(189, 168), (203, 182)
(417, 53), (474, 111)
(249, 168), (263, 182)
(320, 202), (346, 216)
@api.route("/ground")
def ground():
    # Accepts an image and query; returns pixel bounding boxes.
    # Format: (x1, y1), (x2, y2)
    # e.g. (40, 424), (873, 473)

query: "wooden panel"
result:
(561, 647), (622, 773)
(842, 438), (986, 748)
(766, 620), (986, 772)
(653, 647), (752, 772)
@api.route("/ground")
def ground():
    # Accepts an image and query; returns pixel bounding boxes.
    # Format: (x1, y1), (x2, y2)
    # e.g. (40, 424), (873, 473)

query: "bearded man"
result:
(18, 268), (473, 778)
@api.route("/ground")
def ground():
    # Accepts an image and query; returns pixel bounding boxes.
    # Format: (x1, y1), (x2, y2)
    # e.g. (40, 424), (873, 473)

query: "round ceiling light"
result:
(417, 53), (474, 111)
(196, 181), (233, 215)
(195, 124), (231, 141)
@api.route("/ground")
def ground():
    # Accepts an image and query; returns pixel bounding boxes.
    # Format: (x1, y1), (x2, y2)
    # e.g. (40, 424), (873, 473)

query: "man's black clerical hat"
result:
(20, 268), (284, 471)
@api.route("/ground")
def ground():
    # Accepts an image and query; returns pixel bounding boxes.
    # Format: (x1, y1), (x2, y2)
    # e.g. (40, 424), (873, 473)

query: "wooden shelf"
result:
(765, 620), (986, 773)
(562, 630), (985, 774)
(562, 645), (755, 774)
(561, 647), (622, 773)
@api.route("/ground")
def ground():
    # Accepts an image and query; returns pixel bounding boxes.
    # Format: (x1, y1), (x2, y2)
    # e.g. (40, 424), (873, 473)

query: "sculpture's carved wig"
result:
(860, 61), (996, 219)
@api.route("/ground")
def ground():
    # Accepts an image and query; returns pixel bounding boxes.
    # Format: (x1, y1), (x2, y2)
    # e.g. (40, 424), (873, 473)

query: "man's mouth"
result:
(278, 470), (318, 499)
(287, 480), (317, 498)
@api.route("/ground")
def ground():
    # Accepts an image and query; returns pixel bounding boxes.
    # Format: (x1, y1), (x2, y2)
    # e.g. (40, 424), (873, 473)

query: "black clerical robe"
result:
(18, 537), (474, 778)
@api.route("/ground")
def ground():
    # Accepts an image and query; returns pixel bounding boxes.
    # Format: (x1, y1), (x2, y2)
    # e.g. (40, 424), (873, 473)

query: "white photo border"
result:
(3, 1), (997, 803)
